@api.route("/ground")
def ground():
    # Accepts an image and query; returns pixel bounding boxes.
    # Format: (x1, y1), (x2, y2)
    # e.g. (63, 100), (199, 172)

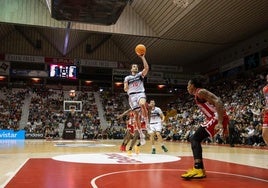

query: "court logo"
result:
(54, 143), (115, 147)
(52, 153), (181, 164)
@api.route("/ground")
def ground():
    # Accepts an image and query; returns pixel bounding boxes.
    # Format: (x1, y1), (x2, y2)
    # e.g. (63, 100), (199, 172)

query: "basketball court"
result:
(0, 139), (267, 188)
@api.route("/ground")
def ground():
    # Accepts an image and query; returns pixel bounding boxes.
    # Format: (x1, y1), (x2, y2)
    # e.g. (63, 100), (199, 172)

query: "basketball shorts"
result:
(263, 112), (268, 128)
(128, 92), (146, 111)
(148, 122), (162, 134)
(127, 124), (135, 135)
(201, 115), (229, 137)
(140, 121), (147, 131)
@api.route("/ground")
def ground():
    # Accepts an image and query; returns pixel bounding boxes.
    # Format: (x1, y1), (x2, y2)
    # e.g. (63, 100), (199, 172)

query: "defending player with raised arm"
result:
(117, 108), (133, 152)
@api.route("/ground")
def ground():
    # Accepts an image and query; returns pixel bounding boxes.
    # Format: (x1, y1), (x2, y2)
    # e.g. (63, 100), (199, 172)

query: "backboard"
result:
(63, 100), (82, 112)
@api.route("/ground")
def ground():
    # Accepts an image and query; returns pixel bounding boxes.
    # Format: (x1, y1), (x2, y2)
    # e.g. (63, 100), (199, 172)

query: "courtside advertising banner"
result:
(5, 54), (44, 63)
(10, 69), (48, 77)
(0, 130), (25, 140)
(77, 59), (117, 68)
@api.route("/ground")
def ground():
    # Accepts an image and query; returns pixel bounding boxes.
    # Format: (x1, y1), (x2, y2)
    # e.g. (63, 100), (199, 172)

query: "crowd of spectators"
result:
(0, 71), (267, 147)
(162, 72), (266, 146)
(0, 88), (27, 130)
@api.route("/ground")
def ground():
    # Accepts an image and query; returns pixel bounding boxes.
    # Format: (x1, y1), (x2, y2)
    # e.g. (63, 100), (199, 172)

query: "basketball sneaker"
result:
(120, 145), (126, 152)
(135, 145), (140, 154)
(181, 168), (206, 179)
(152, 148), (156, 154)
(161, 145), (168, 152)
(140, 133), (146, 146)
(127, 150), (132, 156)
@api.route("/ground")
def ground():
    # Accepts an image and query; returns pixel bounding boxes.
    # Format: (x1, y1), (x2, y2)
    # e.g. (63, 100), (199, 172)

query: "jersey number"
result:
(132, 82), (138, 87)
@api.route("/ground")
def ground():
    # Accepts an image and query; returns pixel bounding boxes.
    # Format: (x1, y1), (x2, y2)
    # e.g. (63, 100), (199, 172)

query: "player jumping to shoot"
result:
(124, 54), (149, 145)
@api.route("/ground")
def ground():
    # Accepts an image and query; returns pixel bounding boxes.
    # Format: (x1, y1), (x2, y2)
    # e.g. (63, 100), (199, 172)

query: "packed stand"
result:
(0, 87), (28, 130)
(162, 72), (266, 146)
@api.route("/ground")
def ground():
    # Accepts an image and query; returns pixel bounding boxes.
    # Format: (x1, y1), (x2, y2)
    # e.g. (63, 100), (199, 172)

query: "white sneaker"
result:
(140, 138), (146, 145)
(140, 133), (146, 145)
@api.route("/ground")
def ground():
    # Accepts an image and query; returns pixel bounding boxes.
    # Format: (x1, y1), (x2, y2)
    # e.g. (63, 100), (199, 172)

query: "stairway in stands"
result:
(19, 93), (32, 129)
(93, 92), (107, 129)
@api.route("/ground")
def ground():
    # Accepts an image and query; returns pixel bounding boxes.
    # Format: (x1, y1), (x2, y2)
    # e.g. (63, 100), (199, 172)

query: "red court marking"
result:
(5, 156), (268, 188)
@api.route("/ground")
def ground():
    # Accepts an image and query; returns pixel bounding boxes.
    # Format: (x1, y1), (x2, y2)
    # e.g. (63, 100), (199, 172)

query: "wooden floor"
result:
(0, 139), (267, 188)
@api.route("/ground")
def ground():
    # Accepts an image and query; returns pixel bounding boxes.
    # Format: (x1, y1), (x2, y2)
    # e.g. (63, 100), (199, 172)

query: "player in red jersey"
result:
(118, 109), (135, 152)
(127, 115), (150, 155)
(262, 74), (268, 145)
(118, 103), (150, 154)
(118, 109), (146, 153)
(181, 77), (229, 179)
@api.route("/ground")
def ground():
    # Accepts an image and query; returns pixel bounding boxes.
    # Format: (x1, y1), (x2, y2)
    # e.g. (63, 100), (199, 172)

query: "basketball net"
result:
(173, 0), (189, 8)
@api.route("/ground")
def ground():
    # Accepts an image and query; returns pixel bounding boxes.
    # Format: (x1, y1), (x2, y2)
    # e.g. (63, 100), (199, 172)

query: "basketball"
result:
(135, 44), (146, 56)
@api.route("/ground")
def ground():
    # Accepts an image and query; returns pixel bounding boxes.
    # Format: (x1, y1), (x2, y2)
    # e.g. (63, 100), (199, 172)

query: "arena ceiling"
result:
(0, 0), (268, 74)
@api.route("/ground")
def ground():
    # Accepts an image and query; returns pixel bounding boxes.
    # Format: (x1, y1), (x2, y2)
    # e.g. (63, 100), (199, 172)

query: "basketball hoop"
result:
(63, 101), (82, 114)
(173, 0), (189, 8)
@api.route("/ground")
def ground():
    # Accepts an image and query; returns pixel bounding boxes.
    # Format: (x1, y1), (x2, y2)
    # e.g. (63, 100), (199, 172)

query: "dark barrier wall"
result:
(25, 133), (44, 139)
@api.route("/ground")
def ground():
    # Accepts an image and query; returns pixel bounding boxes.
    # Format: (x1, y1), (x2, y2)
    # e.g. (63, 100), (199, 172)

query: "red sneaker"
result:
(120, 145), (126, 152)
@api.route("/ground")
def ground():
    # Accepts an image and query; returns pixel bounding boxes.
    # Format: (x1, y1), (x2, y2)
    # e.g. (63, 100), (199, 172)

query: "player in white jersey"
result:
(124, 54), (149, 145)
(148, 99), (168, 154)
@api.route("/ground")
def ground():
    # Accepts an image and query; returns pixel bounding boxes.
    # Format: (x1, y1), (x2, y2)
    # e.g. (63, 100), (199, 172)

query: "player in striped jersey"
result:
(181, 77), (229, 179)
(124, 54), (149, 146)
(262, 74), (268, 145)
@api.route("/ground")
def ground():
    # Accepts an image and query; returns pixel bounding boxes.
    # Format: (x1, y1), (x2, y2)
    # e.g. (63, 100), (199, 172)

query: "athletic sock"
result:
(194, 162), (204, 169)
(138, 129), (145, 137)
